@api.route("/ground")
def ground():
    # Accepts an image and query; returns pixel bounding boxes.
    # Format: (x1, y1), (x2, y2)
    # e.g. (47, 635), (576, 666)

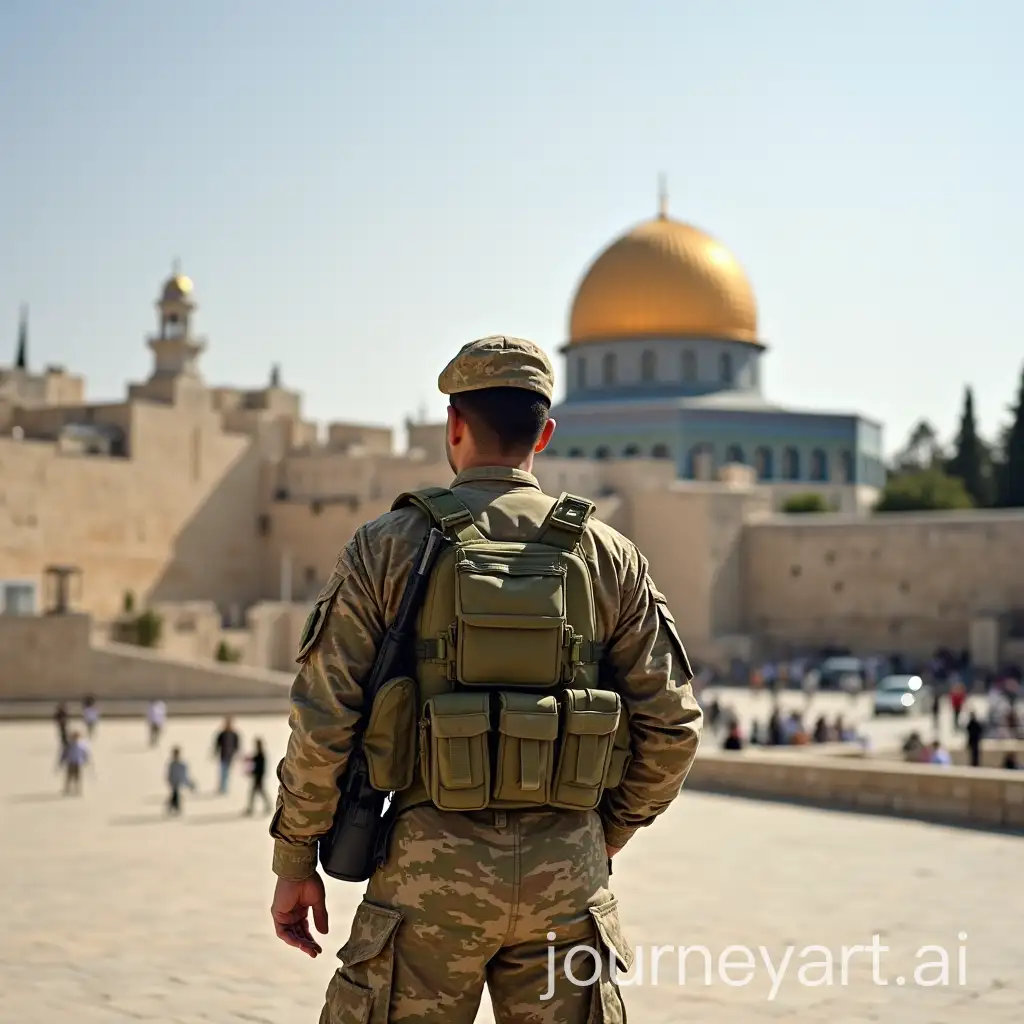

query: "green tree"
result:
(893, 419), (944, 472)
(782, 492), (829, 513)
(215, 640), (241, 663)
(998, 363), (1024, 507)
(875, 467), (974, 512)
(945, 386), (994, 506)
(133, 610), (163, 648)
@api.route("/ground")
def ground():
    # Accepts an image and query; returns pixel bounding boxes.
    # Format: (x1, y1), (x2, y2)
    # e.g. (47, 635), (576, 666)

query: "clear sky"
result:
(2, 0), (1022, 456)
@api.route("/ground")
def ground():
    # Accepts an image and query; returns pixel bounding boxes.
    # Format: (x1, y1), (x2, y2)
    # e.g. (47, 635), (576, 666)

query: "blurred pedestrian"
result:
(166, 746), (196, 815)
(59, 730), (90, 796)
(244, 738), (271, 815)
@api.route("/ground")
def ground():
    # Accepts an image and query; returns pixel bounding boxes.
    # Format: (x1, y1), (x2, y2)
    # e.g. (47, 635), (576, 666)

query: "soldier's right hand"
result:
(270, 873), (329, 957)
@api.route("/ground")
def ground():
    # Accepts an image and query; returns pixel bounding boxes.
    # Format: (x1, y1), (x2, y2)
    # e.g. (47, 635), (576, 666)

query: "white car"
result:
(873, 674), (928, 716)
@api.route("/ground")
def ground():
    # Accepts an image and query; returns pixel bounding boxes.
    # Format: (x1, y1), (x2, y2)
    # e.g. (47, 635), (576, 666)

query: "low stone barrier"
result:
(687, 747), (1024, 830)
(948, 739), (1024, 769)
(0, 613), (293, 701)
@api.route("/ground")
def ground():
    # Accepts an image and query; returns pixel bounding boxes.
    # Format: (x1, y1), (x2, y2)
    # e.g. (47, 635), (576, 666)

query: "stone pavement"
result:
(2, 712), (1020, 1023)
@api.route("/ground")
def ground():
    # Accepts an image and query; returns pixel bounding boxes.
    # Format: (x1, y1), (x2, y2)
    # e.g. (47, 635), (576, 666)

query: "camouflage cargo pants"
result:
(319, 805), (632, 1023)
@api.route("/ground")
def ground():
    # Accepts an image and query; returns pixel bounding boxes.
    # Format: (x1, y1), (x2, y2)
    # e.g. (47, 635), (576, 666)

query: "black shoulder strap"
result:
(537, 491), (596, 551)
(392, 486), (484, 543)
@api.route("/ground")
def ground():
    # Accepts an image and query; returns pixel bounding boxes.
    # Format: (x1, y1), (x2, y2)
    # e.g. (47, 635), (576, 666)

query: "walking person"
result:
(147, 699), (166, 747)
(212, 716), (241, 794)
(166, 746), (196, 815)
(82, 695), (100, 739)
(268, 336), (703, 1021)
(59, 730), (90, 796)
(54, 701), (70, 755)
(966, 711), (984, 768)
(245, 738), (271, 815)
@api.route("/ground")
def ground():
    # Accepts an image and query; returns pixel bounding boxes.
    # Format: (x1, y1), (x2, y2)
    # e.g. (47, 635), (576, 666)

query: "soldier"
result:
(269, 336), (703, 1022)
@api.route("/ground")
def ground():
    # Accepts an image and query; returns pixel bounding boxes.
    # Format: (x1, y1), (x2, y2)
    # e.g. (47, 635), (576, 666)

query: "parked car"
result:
(818, 656), (866, 691)
(873, 674), (928, 716)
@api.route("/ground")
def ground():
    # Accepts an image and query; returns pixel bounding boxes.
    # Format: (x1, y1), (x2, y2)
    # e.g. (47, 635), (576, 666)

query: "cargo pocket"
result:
(551, 689), (621, 810)
(328, 900), (403, 1024)
(587, 896), (634, 1023)
(493, 691), (559, 804)
(424, 691), (491, 811)
(603, 712), (633, 791)
(362, 676), (417, 792)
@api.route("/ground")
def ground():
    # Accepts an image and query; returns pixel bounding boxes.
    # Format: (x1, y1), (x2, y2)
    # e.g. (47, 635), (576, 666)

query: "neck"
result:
(457, 454), (533, 473)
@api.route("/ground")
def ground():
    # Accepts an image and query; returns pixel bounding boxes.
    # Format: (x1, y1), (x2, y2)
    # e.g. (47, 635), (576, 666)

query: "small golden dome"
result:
(161, 273), (194, 301)
(568, 213), (758, 344)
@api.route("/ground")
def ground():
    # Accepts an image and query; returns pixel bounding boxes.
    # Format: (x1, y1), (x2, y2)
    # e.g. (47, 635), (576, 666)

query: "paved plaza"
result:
(2, 704), (1020, 1023)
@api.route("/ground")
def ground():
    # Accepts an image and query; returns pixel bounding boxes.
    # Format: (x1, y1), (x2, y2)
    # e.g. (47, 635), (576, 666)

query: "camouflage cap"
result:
(438, 335), (554, 403)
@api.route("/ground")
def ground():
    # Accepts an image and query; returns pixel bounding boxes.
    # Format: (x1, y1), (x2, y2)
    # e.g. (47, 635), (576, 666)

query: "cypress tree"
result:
(1000, 364), (1024, 507)
(946, 386), (993, 506)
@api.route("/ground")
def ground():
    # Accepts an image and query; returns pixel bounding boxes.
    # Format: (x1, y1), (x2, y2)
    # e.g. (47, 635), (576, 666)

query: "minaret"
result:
(14, 304), (28, 370)
(129, 265), (209, 406)
(148, 263), (205, 378)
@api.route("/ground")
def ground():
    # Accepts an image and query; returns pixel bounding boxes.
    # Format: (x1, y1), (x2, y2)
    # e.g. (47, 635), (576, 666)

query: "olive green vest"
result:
(357, 486), (632, 815)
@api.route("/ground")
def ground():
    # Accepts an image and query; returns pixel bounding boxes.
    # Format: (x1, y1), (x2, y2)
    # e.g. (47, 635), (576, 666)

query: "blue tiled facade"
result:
(543, 336), (884, 487)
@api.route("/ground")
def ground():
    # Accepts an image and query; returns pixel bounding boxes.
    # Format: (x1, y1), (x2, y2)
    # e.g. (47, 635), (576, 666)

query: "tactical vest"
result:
(358, 486), (633, 815)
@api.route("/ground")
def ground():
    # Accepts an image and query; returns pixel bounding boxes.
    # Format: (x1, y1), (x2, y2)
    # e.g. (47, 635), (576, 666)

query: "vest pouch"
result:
(603, 711), (633, 790)
(551, 688), (621, 811)
(361, 676), (417, 792)
(455, 557), (568, 688)
(423, 691), (492, 811)
(493, 691), (560, 805)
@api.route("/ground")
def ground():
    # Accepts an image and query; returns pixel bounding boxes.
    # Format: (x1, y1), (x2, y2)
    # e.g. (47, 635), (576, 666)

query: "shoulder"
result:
(581, 513), (647, 587)
(333, 504), (432, 576)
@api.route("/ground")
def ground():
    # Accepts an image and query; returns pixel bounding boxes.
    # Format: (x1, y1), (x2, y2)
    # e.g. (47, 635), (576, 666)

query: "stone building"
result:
(3, 222), (1024, 681)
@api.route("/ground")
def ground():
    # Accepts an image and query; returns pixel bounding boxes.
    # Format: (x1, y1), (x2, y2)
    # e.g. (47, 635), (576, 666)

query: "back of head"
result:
(437, 335), (555, 465)
(450, 387), (550, 459)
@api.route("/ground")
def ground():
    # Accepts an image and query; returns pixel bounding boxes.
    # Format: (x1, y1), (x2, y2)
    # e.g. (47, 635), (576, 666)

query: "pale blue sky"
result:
(2, 0), (1022, 455)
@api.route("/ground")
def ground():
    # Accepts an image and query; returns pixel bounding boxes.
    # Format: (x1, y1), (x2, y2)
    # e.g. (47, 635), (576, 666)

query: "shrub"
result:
(782, 492), (829, 513)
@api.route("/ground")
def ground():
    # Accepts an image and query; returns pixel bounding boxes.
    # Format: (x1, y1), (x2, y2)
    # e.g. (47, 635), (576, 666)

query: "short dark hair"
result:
(451, 387), (550, 457)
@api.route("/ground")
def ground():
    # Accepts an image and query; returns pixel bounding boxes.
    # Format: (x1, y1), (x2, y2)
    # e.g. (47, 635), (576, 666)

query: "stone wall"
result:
(743, 510), (1024, 657)
(688, 747), (1024, 828)
(0, 401), (267, 621)
(0, 613), (292, 701)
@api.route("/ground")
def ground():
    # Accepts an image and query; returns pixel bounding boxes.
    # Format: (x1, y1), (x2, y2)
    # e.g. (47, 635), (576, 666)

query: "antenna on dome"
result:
(657, 173), (668, 219)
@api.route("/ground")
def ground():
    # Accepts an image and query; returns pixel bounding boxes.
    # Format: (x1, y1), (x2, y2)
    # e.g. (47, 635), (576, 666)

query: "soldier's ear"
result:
(447, 403), (467, 445)
(534, 417), (556, 453)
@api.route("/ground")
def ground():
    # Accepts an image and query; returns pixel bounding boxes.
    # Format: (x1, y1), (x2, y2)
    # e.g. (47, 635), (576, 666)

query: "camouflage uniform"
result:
(271, 336), (704, 1022)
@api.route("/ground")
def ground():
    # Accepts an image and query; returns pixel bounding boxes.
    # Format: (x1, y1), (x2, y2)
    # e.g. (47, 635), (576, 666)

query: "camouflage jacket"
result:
(270, 465), (703, 879)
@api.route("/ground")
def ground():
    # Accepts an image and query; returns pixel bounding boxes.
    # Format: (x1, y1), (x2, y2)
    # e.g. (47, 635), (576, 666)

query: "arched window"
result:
(725, 444), (745, 465)
(719, 352), (733, 385)
(783, 447), (801, 481)
(839, 449), (855, 483)
(651, 443), (670, 459)
(687, 444), (714, 481)
(640, 350), (656, 382)
(622, 444), (640, 457)
(810, 449), (828, 482)
(595, 445), (611, 460)
(576, 357), (587, 390)
(568, 447), (584, 458)
(602, 353), (616, 385)
(754, 447), (774, 481)
(682, 350), (697, 383)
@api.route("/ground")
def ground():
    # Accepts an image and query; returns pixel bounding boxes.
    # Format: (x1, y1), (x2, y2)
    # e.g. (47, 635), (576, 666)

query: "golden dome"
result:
(161, 273), (194, 301)
(568, 213), (758, 344)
